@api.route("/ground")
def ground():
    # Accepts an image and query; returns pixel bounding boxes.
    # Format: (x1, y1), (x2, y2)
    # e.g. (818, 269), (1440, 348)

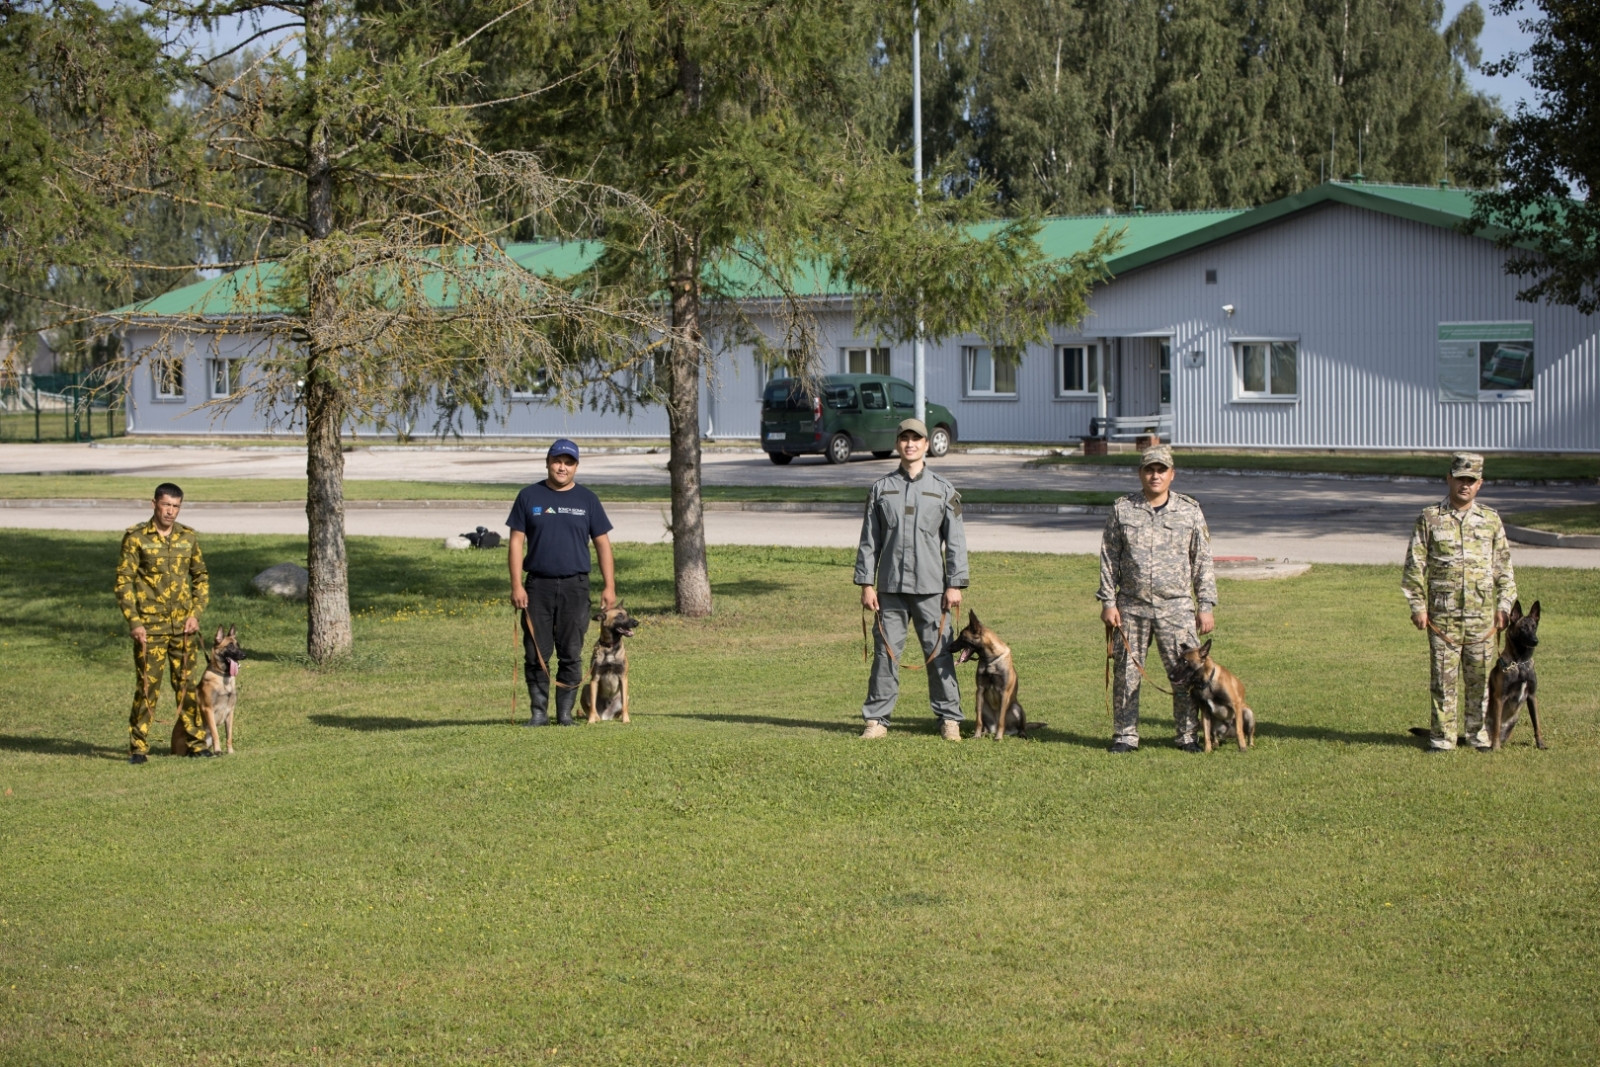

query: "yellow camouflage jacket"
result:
(1401, 500), (1516, 621)
(114, 520), (209, 635)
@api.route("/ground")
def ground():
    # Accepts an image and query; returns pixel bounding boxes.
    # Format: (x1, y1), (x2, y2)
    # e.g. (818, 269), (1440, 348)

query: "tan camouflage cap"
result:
(1450, 452), (1485, 480)
(1139, 444), (1174, 469)
(896, 418), (929, 439)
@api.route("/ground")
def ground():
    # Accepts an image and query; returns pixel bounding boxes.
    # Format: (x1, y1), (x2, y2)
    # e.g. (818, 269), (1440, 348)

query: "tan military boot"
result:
(940, 720), (962, 742)
(861, 720), (888, 739)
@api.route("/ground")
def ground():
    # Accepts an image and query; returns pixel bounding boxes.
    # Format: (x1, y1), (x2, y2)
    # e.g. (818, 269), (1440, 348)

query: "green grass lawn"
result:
(0, 474), (1117, 507)
(0, 408), (125, 444)
(1028, 450), (1600, 482)
(1507, 504), (1600, 536)
(2, 536), (1598, 1065)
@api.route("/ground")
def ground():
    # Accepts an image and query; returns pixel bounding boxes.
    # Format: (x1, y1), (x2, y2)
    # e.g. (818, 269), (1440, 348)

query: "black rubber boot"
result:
(525, 677), (550, 727)
(554, 685), (578, 727)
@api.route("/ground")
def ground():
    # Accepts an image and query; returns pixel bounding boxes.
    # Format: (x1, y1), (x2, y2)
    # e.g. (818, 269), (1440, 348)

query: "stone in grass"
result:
(443, 535), (473, 550)
(252, 562), (309, 600)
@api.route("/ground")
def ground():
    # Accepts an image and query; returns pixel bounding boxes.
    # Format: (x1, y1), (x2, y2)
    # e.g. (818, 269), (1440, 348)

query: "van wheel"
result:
(768, 452), (793, 465)
(826, 433), (853, 465)
(929, 425), (952, 457)
(871, 450), (895, 459)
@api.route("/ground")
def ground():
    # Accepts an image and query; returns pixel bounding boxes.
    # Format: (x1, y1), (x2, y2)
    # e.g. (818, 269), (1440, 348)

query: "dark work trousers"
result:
(522, 574), (590, 722)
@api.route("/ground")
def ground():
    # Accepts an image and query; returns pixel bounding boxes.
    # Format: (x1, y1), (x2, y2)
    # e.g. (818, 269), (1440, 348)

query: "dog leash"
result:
(511, 609), (590, 724)
(1424, 616), (1503, 651)
(861, 605), (951, 671)
(151, 631), (204, 726)
(1107, 620), (1175, 696)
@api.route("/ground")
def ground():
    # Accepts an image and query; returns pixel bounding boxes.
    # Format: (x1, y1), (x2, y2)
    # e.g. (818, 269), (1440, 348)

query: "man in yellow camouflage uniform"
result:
(1402, 452), (1516, 752)
(1097, 445), (1217, 753)
(115, 483), (211, 763)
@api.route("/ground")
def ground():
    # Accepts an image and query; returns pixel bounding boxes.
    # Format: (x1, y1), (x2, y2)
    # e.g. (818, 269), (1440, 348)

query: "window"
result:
(842, 346), (890, 375)
(966, 346), (1017, 396)
(208, 358), (238, 399)
(888, 382), (915, 410)
(510, 366), (551, 399)
(1205, 269), (1218, 284)
(1056, 344), (1101, 395)
(859, 381), (889, 410)
(1159, 341), (1172, 406)
(155, 358), (184, 400)
(825, 384), (859, 410)
(1233, 341), (1298, 400)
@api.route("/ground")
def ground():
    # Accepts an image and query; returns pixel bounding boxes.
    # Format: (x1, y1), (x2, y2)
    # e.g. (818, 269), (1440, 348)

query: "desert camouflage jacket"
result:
(114, 519), (209, 635)
(854, 465), (969, 595)
(1097, 491), (1217, 617)
(1401, 500), (1516, 621)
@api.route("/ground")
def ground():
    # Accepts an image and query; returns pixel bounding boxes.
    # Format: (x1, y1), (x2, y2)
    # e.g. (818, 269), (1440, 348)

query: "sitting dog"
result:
(1490, 600), (1544, 750)
(948, 611), (1027, 740)
(582, 604), (639, 723)
(1175, 639), (1254, 752)
(170, 626), (245, 755)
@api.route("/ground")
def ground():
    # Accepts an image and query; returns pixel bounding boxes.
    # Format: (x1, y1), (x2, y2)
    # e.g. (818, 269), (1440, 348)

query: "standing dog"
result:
(1489, 600), (1545, 750)
(1175, 640), (1254, 752)
(170, 626), (245, 755)
(582, 604), (638, 723)
(948, 611), (1027, 740)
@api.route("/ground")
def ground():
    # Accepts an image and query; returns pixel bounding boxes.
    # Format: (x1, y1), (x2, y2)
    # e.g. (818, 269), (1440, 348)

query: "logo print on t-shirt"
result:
(531, 507), (543, 516)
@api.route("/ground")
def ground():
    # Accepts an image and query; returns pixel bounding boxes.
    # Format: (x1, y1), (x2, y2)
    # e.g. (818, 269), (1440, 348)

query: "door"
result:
(857, 380), (896, 450)
(1116, 337), (1163, 418)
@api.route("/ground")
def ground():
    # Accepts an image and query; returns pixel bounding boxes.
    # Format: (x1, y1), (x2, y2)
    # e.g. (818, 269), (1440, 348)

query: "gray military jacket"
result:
(1097, 491), (1217, 617)
(854, 465), (969, 595)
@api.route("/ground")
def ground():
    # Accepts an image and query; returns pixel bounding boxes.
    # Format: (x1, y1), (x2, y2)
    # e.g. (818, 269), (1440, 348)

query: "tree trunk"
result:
(666, 240), (712, 617)
(301, 0), (352, 661)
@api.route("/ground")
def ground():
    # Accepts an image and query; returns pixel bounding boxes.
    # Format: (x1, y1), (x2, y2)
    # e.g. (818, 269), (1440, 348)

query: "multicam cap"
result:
(1139, 444), (1174, 469)
(1450, 452), (1485, 480)
(896, 418), (929, 439)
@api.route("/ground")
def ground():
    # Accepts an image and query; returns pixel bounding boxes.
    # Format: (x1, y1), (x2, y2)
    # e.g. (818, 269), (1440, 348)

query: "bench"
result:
(1088, 414), (1172, 441)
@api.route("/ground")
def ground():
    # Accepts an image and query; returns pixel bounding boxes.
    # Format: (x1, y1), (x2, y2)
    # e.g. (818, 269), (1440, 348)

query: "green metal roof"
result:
(111, 183), (1497, 319)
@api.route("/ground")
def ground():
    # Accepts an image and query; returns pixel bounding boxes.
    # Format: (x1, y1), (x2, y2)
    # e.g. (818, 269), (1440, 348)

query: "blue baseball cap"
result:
(547, 438), (580, 462)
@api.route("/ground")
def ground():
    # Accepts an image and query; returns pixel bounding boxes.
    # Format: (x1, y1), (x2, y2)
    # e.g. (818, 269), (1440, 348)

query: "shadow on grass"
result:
(0, 734), (125, 759)
(308, 713), (510, 732)
(1255, 721), (1423, 748)
(673, 712), (860, 735)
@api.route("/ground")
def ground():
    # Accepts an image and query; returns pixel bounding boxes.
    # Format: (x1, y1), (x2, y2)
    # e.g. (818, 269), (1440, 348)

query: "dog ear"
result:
(967, 610), (980, 627)
(1198, 639), (1212, 659)
(1528, 600), (1540, 621)
(1510, 599), (1522, 620)
(214, 626), (225, 643)
(591, 610), (604, 622)
(228, 624), (236, 637)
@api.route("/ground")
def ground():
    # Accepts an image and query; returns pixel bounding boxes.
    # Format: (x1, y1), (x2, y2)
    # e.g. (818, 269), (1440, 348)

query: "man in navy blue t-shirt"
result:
(507, 439), (616, 726)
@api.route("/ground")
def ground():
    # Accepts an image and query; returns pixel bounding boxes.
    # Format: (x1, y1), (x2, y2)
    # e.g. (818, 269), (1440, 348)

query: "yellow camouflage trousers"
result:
(1112, 611), (1199, 747)
(1427, 617), (1495, 750)
(130, 634), (206, 755)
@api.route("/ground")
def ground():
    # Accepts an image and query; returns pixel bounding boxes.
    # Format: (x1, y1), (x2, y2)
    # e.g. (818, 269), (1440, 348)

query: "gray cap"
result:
(1450, 452), (1484, 479)
(1140, 444), (1174, 469)
(896, 418), (929, 439)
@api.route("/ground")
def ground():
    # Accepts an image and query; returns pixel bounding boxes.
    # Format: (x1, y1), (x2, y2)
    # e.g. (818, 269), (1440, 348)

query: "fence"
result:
(0, 372), (127, 442)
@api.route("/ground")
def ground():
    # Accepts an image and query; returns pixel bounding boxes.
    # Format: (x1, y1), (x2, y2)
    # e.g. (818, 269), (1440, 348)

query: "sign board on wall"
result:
(1437, 322), (1535, 403)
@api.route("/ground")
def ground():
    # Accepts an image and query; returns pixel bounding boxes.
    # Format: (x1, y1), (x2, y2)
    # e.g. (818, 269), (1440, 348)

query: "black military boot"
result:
(554, 685), (578, 727)
(525, 678), (550, 727)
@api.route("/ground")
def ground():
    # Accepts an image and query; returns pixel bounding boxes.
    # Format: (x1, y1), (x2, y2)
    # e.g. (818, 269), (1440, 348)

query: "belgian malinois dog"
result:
(1175, 639), (1254, 752)
(1489, 600), (1544, 750)
(948, 611), (1028, 740)
(582, 604), (639, 723)
(170, 626), (244, 755)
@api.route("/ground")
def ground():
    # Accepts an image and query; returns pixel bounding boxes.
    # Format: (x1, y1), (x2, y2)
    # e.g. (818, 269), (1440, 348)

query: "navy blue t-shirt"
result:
(506, 482), (613, 578)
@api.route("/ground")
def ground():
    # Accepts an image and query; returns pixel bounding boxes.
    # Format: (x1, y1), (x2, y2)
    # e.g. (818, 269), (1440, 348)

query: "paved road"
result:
(3, 443), (1598, 567)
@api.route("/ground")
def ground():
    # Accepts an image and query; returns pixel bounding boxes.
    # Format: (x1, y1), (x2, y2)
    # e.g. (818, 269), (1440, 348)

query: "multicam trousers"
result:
(130, 633), (207, 755)
(1111, 611), (1199, 748)
(1427, 616), (1496, 750)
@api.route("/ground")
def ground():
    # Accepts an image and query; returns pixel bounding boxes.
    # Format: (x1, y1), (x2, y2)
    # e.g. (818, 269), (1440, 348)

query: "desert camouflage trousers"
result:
(1111, 611), (1198, 747)
(130, 634), (207, 755)
(1427, 616), (1496, 750)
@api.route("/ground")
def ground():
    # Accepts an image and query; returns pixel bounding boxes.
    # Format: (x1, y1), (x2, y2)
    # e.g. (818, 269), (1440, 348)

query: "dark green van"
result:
(761, 374), (959, 465)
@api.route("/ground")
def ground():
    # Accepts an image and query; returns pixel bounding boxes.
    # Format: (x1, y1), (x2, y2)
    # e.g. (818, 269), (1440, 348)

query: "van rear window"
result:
(762, 380), (810, 412)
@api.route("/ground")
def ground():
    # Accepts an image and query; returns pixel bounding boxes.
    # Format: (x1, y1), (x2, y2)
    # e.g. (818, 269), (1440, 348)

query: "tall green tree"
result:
(1469, 0), (1599, 313)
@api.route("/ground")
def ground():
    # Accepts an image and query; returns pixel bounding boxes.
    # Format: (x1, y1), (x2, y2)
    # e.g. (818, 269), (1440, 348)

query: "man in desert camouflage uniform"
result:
(1097, 445), (1217, 753)
(115, 482), (211, 763)
(1402, 452), (1516, 751)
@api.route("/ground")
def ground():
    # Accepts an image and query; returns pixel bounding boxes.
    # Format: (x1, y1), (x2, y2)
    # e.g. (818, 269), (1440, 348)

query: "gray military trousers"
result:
(1111, 610), (1199, 747)
(862, 592), (962, 723)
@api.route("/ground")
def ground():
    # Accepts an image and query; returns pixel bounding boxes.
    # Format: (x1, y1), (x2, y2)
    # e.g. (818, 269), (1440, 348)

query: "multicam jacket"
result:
(114, 519), (209, 635)
(1097, 492), (1217, 617)
(854, 465), (969, 595)
(1401, 500), (1516, 621)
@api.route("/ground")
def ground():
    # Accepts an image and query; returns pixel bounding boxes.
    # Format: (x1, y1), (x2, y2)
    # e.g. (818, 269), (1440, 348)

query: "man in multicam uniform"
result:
(1097, 445), (1217, 753)
(1402, 452), (1516, 752)
(855, 418), (968, 741)
(115, 483), (211, 763)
